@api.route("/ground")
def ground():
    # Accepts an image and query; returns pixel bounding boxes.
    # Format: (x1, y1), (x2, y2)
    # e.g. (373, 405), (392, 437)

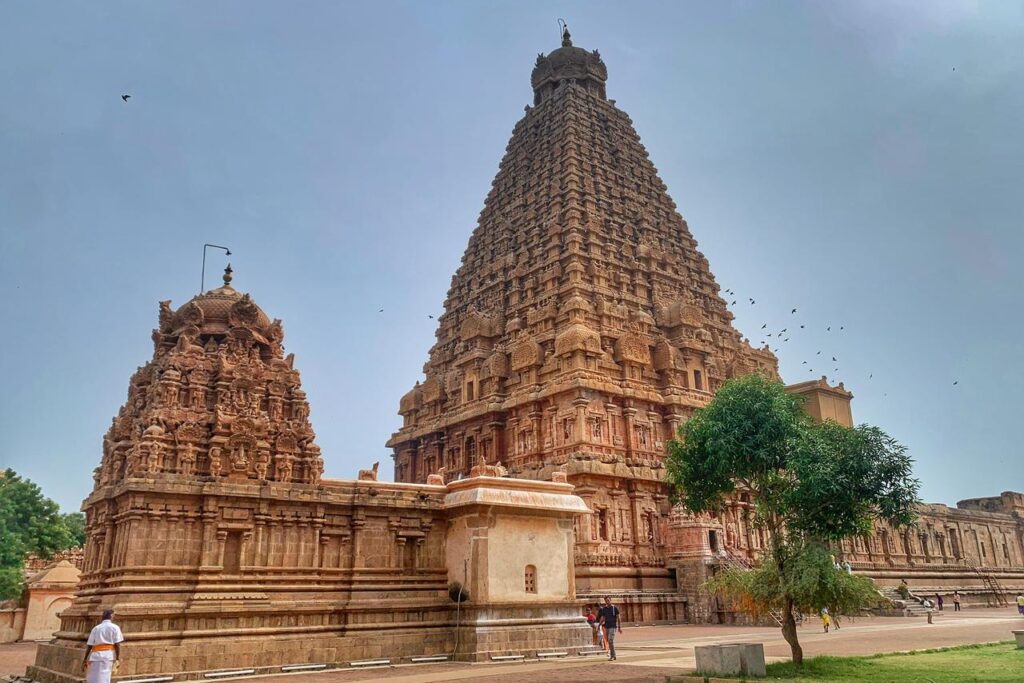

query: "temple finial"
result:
(559, 19), (572, 47)
(223, 264), (233, 287)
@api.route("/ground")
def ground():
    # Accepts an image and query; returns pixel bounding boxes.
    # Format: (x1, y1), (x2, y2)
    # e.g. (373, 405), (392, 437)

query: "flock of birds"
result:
(721, 287), (960, 392)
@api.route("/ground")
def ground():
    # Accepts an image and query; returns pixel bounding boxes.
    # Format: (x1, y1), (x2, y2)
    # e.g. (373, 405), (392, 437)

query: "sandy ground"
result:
(3, 606), (1021, 682)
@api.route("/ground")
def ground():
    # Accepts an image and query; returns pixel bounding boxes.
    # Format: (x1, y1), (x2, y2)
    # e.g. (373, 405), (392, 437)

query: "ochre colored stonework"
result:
(388, 29), (1024, 621)
(387, 28), (778, 621)
(27, 270), (590, 683)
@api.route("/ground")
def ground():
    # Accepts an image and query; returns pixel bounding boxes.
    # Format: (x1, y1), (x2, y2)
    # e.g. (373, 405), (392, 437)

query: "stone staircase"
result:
(877, 586), (934, 616)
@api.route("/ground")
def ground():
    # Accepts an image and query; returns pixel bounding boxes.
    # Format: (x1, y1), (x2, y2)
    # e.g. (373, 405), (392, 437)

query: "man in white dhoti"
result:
(82, 609), (124, 683)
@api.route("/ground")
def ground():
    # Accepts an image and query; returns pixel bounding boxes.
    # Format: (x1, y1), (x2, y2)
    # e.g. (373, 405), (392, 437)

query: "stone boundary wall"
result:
(27, 474), (591, 683)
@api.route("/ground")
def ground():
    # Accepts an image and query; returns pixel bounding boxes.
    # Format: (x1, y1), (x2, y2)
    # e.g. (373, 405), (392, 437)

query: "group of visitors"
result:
(585, 596), (623, 661)
(899, 580), (963, 612)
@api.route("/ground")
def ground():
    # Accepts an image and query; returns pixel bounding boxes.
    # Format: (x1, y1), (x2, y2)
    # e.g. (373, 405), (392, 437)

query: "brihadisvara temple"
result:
(30, 29), (1024, 682)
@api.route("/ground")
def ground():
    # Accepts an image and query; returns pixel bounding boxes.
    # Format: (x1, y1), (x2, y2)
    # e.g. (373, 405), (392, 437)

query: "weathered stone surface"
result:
(26, 269), (590, 683)
(389, 28), (1024, 621)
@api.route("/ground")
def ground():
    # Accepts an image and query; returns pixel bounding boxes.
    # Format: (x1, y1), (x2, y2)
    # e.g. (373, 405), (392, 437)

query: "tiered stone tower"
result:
(388, 27), (779, 620)
(94, 264), (324, 491)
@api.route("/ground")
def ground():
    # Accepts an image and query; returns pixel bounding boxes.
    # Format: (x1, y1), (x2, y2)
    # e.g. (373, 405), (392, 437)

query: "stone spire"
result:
(96, 268), (323, 489)
(388, 33), (777, 578)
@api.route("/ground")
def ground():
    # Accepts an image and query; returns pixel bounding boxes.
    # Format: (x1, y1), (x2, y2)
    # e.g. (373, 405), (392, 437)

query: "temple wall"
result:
(28, 474), (591, 683)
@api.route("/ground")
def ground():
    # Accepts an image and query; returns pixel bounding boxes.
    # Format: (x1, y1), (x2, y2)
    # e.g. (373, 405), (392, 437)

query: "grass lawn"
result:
(749, 642), (1023, 682)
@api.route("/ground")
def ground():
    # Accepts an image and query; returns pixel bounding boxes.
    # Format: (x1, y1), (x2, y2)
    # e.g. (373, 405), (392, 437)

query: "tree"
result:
(0, 469), (83, 600)
(62, 512), (87, 548)
(666, 374), (919, 665)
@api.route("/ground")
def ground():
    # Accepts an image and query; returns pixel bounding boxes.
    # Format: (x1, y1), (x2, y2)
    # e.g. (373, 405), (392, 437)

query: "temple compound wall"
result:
(29, 269), (590, 683)
(668, 381), (1024, 622)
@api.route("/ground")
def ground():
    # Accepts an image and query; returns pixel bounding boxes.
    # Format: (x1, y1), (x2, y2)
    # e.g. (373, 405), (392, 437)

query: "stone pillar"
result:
(530, 408), (543, 454)
(488, 421), (504, 463)
(573, 397), (588, 444)
(622, 405), (637, 457)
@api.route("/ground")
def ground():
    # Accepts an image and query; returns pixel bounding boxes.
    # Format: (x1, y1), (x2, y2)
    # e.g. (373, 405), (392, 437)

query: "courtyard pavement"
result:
(3, 607), (1021, 682)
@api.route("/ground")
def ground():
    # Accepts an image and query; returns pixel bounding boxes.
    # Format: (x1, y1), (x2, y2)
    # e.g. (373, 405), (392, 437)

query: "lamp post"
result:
(201, 244), (232, 293)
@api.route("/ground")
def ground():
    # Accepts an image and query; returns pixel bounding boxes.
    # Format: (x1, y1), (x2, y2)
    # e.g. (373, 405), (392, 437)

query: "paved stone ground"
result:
(4, 607), (1021, 682)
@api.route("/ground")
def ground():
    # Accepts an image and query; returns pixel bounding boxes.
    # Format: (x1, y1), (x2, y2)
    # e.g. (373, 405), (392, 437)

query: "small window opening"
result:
(524, 565), (537, 593)
(694, 370), (703, 391)
(708, 530), (719, 552)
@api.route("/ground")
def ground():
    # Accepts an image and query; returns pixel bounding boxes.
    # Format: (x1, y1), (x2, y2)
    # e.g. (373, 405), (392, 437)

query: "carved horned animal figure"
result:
(358, 461), (379, 481)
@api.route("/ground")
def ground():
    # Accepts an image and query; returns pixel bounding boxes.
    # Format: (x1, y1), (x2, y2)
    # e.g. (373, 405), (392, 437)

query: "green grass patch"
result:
(749, 642), (1023, 682)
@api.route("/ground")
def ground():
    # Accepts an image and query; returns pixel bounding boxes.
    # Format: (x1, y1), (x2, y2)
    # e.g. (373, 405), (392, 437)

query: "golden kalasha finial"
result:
(223, 264), (233, 287)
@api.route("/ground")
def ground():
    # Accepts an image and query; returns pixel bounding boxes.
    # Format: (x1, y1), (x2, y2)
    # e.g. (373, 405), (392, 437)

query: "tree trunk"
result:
(781, 595), (803, 666)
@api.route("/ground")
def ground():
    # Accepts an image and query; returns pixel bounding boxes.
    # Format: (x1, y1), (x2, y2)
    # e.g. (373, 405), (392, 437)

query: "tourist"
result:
(598, 596), (622, 661)
(952, 591), (961, 611)
(842, 559), (853, 574)
(1016, 593), (1024, 616)
(935, 593), (944, 611)
(586, 607), (600, 647)
(820, 607), (831, 633)
(82, 609), (124, 683)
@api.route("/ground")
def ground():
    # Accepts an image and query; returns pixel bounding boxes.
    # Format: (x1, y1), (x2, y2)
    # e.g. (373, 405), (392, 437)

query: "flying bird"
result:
(832, 356), (837, 361)
(953, 381), (959, 386)
(761, 323), (767, 329)
(750, 300), (756, 305)
(802, 361), (807, 364)
(428, 315), (434, 319)
(780, 328), (787, 333)
(791, 308), (797, 314)
(826, 326), (831, 331)
(800, 325), (805, 329)
(121, 94), (131, 101)
(731, 300), (736, 305)
(784, 338), (789, 342)
(816, 351), (821, 355)
(378, 309), (384, 313)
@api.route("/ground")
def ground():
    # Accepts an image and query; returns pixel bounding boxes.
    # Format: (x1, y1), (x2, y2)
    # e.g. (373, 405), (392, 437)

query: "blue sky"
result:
(1, 1), (1021, 513)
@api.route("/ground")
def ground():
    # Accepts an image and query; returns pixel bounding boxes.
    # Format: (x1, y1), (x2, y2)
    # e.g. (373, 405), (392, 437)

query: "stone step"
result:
(204, 670), (255, 679)
(349, 659), (390, 668)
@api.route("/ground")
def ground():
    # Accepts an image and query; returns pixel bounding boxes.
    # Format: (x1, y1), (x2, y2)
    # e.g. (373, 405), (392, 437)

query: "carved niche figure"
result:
(178, 443), (197, 476)
(274, 454), (293, 482)
(208, 447), (223, 477)
(254, 452), (269, 481)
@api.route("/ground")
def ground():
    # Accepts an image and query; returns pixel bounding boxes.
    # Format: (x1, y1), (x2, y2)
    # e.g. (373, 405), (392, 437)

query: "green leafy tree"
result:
(666, 374), (919, 665)
(61, 512), (87, 548)
(0, 469), (82, 600)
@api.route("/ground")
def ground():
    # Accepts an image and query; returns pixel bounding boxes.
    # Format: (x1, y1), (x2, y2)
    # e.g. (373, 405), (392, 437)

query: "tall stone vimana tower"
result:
(388, 28), (780, 620)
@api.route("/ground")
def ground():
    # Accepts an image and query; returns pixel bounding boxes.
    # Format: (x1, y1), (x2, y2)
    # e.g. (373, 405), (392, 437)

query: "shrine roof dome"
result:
(530, 25), (608, 104)
(171, 265), (272, 336)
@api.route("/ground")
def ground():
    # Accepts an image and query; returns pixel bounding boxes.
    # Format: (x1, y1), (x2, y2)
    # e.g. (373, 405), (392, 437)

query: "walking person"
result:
(820, 607), (831, 633)
(935, 593), (944, 611)
(586, 607), (600, 647)
(952, 591), (961, 612)
(1016, 593), (1024, 616)
(598, 596), (622, 661)
(82, 609), (124, 683)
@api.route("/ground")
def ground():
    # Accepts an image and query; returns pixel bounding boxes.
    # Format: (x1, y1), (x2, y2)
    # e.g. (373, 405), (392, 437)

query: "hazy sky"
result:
(2, 1), (1021, 513)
